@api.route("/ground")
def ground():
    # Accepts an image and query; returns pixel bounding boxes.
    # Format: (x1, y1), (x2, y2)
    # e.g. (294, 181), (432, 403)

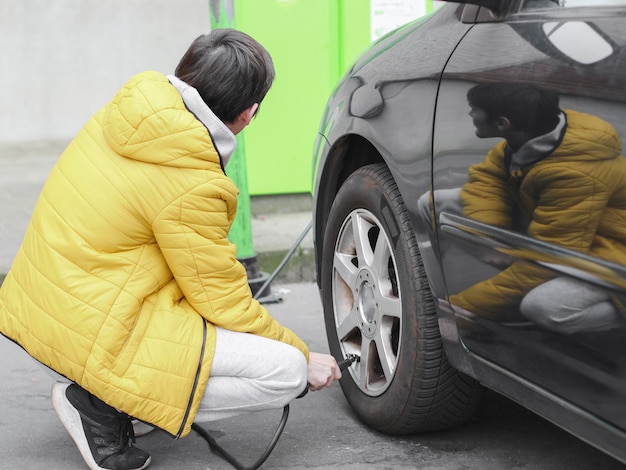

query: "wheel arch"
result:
(314, 133), (386, 286)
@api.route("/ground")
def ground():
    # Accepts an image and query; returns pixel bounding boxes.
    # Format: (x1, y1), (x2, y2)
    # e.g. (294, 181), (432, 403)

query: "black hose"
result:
(192, 354), (359, 469)
(191, 404), (290, 470)
(253, 220), (312, 301)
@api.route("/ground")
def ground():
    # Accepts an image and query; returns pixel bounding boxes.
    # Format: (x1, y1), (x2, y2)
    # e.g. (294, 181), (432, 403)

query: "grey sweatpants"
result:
(521, 276), (620, 334)
(195, 326), (308, 422)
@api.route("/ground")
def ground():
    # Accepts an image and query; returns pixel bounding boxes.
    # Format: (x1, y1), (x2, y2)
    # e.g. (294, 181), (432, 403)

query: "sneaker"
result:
(131, 419), (155, 437)
(52, 382), (151, 470)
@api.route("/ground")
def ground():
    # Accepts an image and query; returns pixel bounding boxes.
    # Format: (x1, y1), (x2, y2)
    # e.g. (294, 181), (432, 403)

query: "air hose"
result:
(191, 220), (359, 469)
(191, 354), (359, 470)
(253, 219), (312, 303)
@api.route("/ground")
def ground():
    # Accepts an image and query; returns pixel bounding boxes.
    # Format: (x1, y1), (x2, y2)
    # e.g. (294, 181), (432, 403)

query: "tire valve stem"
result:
(338, 354), (360, 371)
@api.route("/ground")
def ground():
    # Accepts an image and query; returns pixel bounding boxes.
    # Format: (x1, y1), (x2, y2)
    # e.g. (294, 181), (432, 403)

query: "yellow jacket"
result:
(0, 71), (309, 437)
(451, 109), (626, 313)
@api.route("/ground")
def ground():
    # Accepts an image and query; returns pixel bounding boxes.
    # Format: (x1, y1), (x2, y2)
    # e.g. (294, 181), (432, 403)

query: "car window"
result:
(523, 0), (626, 9)
(513, 2), (620, 65)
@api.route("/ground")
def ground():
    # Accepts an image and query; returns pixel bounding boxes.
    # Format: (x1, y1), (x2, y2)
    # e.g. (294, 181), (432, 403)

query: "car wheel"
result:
(321, 163), (483, 434)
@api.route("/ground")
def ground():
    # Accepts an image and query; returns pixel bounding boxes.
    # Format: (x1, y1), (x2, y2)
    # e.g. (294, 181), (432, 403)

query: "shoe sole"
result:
(52, 382), (151, 470)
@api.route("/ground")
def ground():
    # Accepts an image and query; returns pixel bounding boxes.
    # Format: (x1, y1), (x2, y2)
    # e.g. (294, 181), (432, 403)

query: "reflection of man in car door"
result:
(451, 82), (626, 333)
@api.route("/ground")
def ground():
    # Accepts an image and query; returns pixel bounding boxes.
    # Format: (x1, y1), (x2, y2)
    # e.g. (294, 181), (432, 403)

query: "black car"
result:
(311, 0), (626, 464)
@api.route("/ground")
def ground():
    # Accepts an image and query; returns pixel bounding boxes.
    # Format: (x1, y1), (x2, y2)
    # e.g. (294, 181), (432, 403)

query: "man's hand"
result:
(307, 352), (342, 391)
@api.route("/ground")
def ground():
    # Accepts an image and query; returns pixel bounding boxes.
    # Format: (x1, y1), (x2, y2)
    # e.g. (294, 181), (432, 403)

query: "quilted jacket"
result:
(0, 71), (309, 438)
(451, 109), (626, 314)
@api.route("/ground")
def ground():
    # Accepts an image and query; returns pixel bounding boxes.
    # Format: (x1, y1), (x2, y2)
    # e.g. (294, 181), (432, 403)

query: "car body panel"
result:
(312, 0), (626, 464)
(312, 5), (472, 298)
(433, 4), (626, 434)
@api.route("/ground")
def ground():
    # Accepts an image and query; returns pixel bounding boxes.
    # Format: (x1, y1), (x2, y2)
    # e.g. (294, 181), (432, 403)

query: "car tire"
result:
(321, 163), (483, 434)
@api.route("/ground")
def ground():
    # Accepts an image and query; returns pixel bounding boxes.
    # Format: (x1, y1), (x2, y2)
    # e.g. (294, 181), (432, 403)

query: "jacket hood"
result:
(555, 109), (622, 162)
(508, 112), (567, 174)
(102, 71), (237, 169)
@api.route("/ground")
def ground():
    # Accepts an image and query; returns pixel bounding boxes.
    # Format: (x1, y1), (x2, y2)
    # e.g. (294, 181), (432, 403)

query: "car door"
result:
(432, 1), (626, 430)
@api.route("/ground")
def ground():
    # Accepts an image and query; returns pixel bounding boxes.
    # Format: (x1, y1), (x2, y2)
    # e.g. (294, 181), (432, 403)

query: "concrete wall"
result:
(0, 0), (211, 145)
(0, 0), (210, 272)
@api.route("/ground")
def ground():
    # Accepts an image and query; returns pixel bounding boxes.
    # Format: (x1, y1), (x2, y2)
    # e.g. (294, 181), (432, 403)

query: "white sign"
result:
(370, 0), (427, 41)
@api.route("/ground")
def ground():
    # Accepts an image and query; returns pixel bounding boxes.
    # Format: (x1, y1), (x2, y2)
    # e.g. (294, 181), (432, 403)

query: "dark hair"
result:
(175, 29), (275, 123)
(467, 82), (561, 136)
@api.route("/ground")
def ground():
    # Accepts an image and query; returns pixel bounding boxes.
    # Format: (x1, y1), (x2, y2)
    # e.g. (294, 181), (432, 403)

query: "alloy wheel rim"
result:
(332, 208), (402, 396)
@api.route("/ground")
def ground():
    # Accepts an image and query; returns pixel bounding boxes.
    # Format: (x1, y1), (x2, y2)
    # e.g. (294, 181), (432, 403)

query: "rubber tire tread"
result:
(321, 163), (483, 434)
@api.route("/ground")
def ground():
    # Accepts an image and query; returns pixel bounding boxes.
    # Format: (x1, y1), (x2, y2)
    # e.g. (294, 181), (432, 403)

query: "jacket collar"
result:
(506, 112), (567, 175)
(167, 75), (237, 167)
